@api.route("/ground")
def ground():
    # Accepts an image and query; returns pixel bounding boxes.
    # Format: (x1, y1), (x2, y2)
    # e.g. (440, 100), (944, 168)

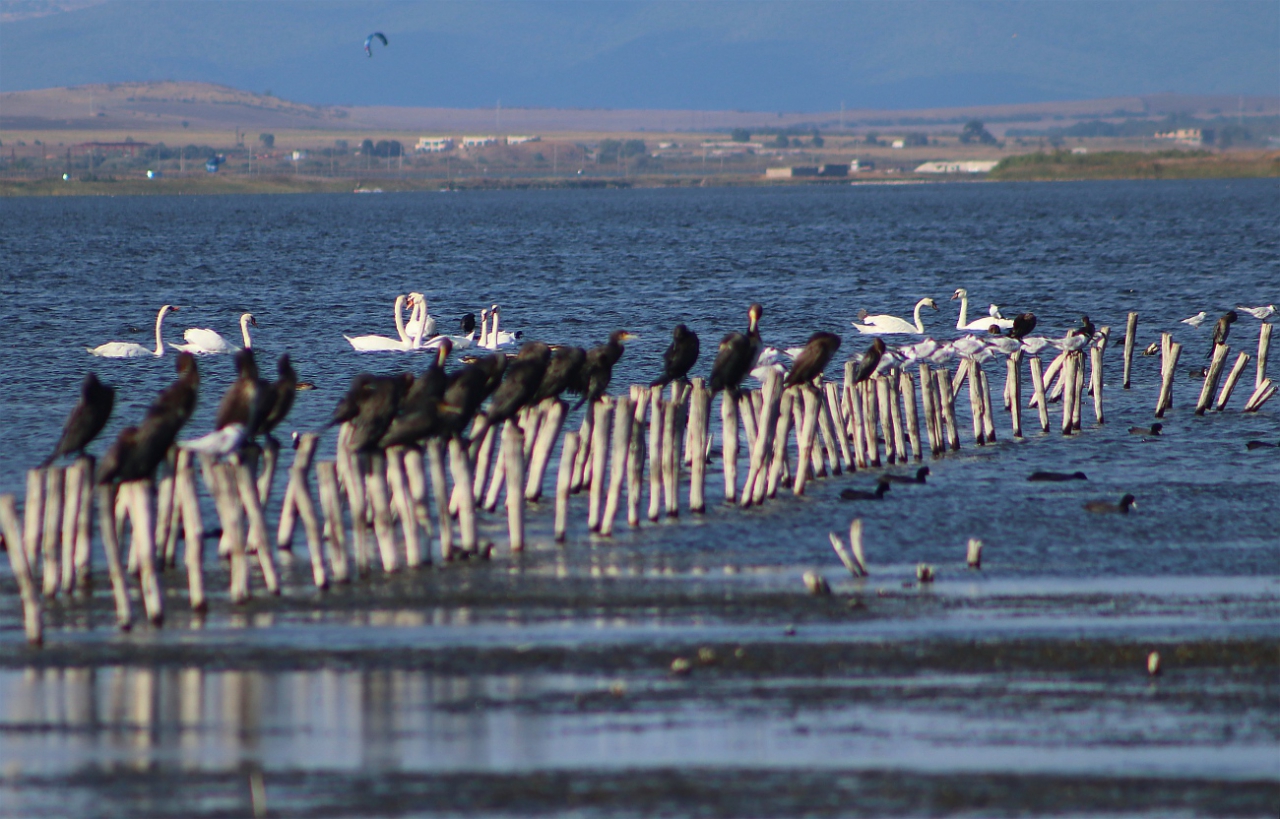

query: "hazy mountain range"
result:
(1, 0), (1275, 112)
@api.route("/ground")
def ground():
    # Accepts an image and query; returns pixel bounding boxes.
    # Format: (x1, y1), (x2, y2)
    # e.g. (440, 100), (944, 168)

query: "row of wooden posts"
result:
(1, 316), (1273, 647)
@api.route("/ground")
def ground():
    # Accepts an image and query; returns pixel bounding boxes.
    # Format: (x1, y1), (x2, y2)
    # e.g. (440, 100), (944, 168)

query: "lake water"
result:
(0, 180), (1277, 816)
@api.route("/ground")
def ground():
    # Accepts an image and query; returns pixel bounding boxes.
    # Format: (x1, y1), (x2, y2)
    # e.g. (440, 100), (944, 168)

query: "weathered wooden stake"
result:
(234, 460), (281, 592)
(662, 388), (680, 516)
(59, 461), (83, 593)
(1195, 343), (1231, 415)
(448, 438), (478, 555)
(1123, 312), (1138, 389)
(936, 368), (960, 451)
(1156, 340), (1182, 416)
(1007, 352), (1023, 438)
(23, 469), (43, 567)
(554, 431), (579, 542)
(1215, 351), (1252, 410)
(627, 389), (646, 527)
(721, 391), (740, 502)
(966, 362), (985, 445)
(743, 370), (782, 505)
(503, 421), (526, 550)
(316, 461), (350, 581)
(918, 365), (939, 455)
(424, 439), (452, 563)
(95, 484), (132, 628)
(824, 382), (853, 470)
(688, 383), (709, 512)
(588, 398), (612, 531)
(0, 495), (42, 645)
(648, 386), (664, 521)
(980, 369), (997, 443)
(860, 381), (880, 466)
(1029, 356), (1050, 432)
(73, 456), (94, 589)
(471, 424), (497, 503)
(277, 433), (317, 549)
(386, 447), (420, 568)
(601, 397), (632, 535)
(1060, 353), (1077, 435)
(40, 467), (63, 597)
(1257, 323), (1272, 390)
(122, 480), (163, 624)
(1243, 378), (1275, 412)
(570, 411), (593, 494)
(793, 387), (821, 495)
(525, 399), (566, 501)
(173, 450), (208, 607)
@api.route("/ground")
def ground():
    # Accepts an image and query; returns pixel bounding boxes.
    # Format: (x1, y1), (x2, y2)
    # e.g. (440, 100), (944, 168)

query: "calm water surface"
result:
(0, 181), (1277, 816)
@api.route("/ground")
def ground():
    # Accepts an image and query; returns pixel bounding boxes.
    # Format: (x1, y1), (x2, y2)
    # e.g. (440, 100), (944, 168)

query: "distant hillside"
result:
(4, 81), (1276, 136)
(0, 0), (1275, 111)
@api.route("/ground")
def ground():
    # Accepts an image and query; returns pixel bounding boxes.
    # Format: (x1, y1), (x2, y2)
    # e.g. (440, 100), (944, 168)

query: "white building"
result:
(462, 136), (499, 148)
(291, 150), (307, 161)
(914, 160), (999, 174)
(416, 137), (454, 153)
(506, 135), (540, 145)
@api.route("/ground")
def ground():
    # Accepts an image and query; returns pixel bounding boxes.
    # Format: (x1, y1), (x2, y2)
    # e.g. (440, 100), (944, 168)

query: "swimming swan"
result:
(345, 295), (427, 352)
(405, 292), (438, 341)
(88, 305), (176, 358)
(853, 298), (939, 335)
(172, 312), (257, 354)
(951, 288), (1014, 331)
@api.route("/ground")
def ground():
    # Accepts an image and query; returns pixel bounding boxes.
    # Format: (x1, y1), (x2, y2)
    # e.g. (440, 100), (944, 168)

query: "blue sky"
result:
(2, 1), (1276, 110)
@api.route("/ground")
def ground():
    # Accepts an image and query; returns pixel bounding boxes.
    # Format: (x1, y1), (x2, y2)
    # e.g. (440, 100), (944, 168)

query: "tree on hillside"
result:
(772, 133), (790, 148)
(959, 120), (997, 145)
(810, 129), (824, 147)
(258, 133), (274, 148)
(730, 128), (751, 143)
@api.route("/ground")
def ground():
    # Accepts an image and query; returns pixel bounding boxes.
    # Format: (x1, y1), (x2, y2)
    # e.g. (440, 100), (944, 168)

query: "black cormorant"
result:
(651, 324), (700, 387)
(708, 303), (763, 395)
(42, 372), (115, 467)
(783, 331), (841, 388)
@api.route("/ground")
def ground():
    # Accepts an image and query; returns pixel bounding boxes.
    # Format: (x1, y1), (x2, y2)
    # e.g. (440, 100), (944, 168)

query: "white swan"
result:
(853, 298), (939, 335)
(344, 295), (427, 352)
(479, 304), (522, 349)
(404, 292), (438, 341)
(421, 313), (478, 351)
(951, 288), (1013, 331)
(88, 305), (176, 358)
(172, 312), (257, 354)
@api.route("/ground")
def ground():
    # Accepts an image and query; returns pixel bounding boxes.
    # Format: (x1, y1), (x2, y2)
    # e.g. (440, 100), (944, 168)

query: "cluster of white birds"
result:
(87, 305), (258, 359)
(344, 294), (521, 353)
(1181, 305), (1275, 327)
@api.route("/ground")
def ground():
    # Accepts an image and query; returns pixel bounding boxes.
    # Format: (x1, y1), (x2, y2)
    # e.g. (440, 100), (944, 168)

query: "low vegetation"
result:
(990, 149), (1280, 181)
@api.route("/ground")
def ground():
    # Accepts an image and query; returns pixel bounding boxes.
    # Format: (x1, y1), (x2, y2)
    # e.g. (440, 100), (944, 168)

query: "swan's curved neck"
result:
(490, 310), (500, 343)
(393, 296), (409, 343)
(955, 292), (969, 329)
(913, 301), (927, 333)
(153, 306), (169, 356)
(408, 302), (426, 347)
(240, 314), (253, 348)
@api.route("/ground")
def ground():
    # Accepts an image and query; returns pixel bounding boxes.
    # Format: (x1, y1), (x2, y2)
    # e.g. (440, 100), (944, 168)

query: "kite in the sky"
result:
(364, 32), (388, 57)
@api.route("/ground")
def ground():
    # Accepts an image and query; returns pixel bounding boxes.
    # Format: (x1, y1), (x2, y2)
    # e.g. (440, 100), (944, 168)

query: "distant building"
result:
(1071, 147), (1088, 155)
(914, 160), (999, 174)
(461, 136), (499, 148)
(506, 135), (540, 145)
(1154, 128), (1213, 146)
(71, 141), (150, 157)
(850, 159), (875, 171)
(764, 165), (847, 179)
(891, 139), (906, 149)
(291, 150), (308, 161)
(416, 137), (454, 152)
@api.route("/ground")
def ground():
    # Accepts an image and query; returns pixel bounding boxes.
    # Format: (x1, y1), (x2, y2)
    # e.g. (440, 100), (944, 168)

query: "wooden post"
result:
(403, 448), (435, 556)
(152, 464), (175, 569)
(936, 368), (960, 451)
(277, 434), (316, 549)
(122, 480), (163, 624)
(95, 484), (132, 628)
(554, 432), (579, 542)
(793, 387), (820, 495)
(860, 381), (880, 466)
(738, 392), (758, 462)
(570, 411), (592, 494)
(662, 390), (680, 516)
(1243, 379), (1275, 412)
(73, 456), (94, 589)
(257, 438), (279, 509)
(744, 369), (782, 505)
(1060, 353), (1077, 435)
(1196, 343), (1231, 415)
(824, 382), (853, 470)
(40, 467), (63, 597)
(1156, 339), (1182, 416)
(918, 365), (939, 455)
(424, 439), (453, 563)
(687, 383), (709, 512)
(600, 397), (632, 535)
(525, 399), (566, 501)
(648, 386), (664, 521)
(966, 361), (984, 445)
(1216, 351), (1253, 410)
(386, 447), (420, 568)
(340, 448), (371, 575)
(23, 469), (43, 567)
(1123, 312), (1138, 389)
(980, 369), (997, 443)
(895, 372), (920, 461)
(1007, 352), (1023, 438)
(627, 390), (646, 527)
(588, 398), (612, 531)
(872, 377), (894, 462)
(59, 461), (83, 593)
(316, 461), (350, 582)
(448, 438), (478, 555)
(481, 430), (508, 513)
(234, 459), (280, 593)
(503, 421), (526, 551)
(173, 450), (208, 608)
(764, 386), (795, 500)
(1029, 356), (1049, 432)
(721, 391), (739, 502)
(471, 423), (497, 502)
(0, 496), (42, 645)
(887, 375), (907, 463)
(1257, 323), (1272, 390)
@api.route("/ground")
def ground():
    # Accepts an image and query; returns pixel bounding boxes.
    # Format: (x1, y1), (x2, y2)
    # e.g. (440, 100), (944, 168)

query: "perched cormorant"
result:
(437, 354), (507, 437)
(1084, 494), (1136, 514)
(378, 341), (453, 449)
(783, 331), (841, 388)
(484, 341), (552, 425)
(1027, 471), (1088, 482)
(97, 358), (200, 484)
(532, 346), (586, 403)
(328, 373), (377, 428)
(840, 480), (890, 501)
(651, 324), (700, 388)
(708, 303), (763, 395)
(1007, 313), (1037, 341)
(214, 349), (263, 433)
(1075, 315), (1096, 339)
(42, 372), (115, 467)
(850, 338), (886, 385)
(346, 375), (410, 453)
(259, 354), (298, 443)
(574, 330), (635, 409)
(1209, 310), (1238, 357)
